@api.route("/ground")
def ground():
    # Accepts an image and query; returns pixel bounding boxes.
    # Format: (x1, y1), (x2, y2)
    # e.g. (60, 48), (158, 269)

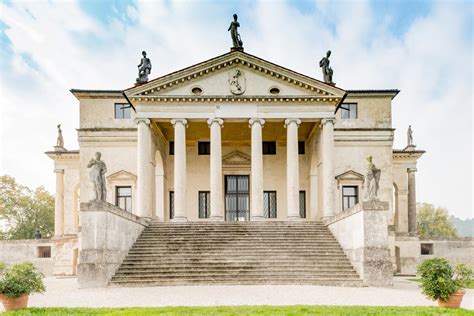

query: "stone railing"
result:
(324, 200), (393, 286)
(78, 200), (149, 288)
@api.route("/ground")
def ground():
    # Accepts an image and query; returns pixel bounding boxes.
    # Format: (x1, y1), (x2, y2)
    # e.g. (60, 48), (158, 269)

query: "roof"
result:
(70, 89), (125, 99)
(346, 89), (400, 98)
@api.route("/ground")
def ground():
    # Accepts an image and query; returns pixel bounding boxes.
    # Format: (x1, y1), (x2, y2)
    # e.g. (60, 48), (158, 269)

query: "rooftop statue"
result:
(365, 156), (381, 201)
(136, 51), (152, 84)
(228, 14), (243, 49)
(319, 50), (334, 85)
(56, 124), (64, 148)
(87, 152), (107, 202)
(407, 125), (414, 146)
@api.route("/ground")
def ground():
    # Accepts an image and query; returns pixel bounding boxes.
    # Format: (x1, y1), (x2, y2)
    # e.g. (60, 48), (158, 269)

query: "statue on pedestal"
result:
(319, 50), (334, 85)
(56, 124), (64, 148)
(228, 14), (243, 49)
(136, 51), (152, 84)
(365, 156), (381, 201)
(87, 152), (107, 202)
(407, 125), (414, 146)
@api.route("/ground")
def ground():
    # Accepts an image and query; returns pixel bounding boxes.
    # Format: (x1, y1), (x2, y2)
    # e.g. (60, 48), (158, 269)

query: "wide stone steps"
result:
(109, 221), (362, 287)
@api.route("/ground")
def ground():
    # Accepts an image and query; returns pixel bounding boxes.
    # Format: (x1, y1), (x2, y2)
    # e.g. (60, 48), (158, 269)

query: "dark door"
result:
(225, 175), (249, 221)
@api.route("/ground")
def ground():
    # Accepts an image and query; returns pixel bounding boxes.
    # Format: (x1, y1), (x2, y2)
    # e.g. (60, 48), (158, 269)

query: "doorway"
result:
(225, 175), (250, 221)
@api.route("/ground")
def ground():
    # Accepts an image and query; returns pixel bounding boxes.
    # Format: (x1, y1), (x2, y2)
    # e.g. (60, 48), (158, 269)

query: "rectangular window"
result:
(198, 191), (211, 218)
(299, 191), (306, 218)
(114, 103), (131, 119)
(421, 243), (434, 255)
(263, 191), (277, 218)
(198, 141), (210, 155)
(298, 141), (305, 155)
(169, 191), (175, 219)
(342, 186), (358, 210)
(340, 103), (357, 119)
(169, 141), (174, 155)
(116, 186), (132, 212)
(37, 246), (51, 258)
(262, 141), (276, 155)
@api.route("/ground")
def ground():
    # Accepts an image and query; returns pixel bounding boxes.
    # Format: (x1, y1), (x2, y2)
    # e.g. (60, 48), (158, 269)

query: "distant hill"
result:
(449, 216), (474, 237)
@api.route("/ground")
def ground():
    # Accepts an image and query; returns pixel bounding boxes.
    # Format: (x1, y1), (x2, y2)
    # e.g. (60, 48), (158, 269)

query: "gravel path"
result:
(2, 277), (473, 310)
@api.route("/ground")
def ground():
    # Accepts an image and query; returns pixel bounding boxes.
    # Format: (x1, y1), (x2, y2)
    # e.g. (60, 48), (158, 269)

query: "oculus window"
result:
(198, 191), (211, 218)
(262, 141), (276, 155)
(114, 103), (131, 119)
(340, 103), (357, 119)
(342, 186), (358, 210)
(116, 186), (132, 212)
(198, 141), (211, 155)
(263, 191), (277, 218)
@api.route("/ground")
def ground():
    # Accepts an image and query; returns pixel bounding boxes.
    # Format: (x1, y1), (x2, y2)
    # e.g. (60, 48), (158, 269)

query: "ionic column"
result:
(249, 118), (265, 220)
(54, 169), (64, 236)
(407, 168), (417, 236)
(321, 118), (336, 219)
(208, 118), (224, 220)
(285, 118), (301, 219)
(135, 118), (153, 218)
(171, 118), (188, 222)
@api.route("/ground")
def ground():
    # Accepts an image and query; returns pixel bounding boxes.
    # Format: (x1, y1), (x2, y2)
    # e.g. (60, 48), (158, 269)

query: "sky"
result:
(0, 0), (472, 219)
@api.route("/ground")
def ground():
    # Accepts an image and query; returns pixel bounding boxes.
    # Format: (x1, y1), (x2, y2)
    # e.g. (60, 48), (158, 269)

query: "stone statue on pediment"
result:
(365, 156), (381, 201)
(319, 50), (334, 85)
(87, 152), (107, 202)
(228, 14), (243, 49)
(56, 124), (64, 148)
(407, 125), (414, 146)
(136, 51), (152, 84)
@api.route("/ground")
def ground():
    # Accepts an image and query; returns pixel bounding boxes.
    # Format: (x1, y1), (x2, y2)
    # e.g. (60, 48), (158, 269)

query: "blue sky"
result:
(0, 0), (472, 219)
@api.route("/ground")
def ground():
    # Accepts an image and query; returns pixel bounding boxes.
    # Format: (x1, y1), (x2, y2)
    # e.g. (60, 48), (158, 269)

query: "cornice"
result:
(392, 149), (425, 160)
(129, 95), (341, 104)
(45, 150), (79, 160)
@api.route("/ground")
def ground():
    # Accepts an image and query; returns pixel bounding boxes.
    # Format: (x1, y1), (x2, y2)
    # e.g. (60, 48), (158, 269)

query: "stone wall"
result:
(326, 201), (393, 286)
(78, 200), (148, 288)
(419, 238), (474, 267)
(0, 239), (54, 276)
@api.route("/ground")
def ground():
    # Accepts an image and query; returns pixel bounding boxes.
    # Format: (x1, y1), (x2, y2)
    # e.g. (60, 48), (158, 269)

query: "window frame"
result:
(340, 103), (358, 119)
(421, 243), (434, 255)
(198, 141), (211, 155)
(169, 191), (175, 219)
(169, 141), (174, 155)
(263, 191), (277, 219)
(115, 186), (132, 212)
(114, 103), (131, 119)
(262, 141), (277, 155)
(198, 191), (211, 218)
(342, 185), (359, 210)
(299, 191), (306, 218)
(298, 141), (305, 155)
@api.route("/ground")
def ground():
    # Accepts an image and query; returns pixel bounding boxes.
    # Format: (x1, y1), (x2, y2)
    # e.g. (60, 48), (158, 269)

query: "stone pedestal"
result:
(326, 200), (393, 286)
(78, 200), (148, 288)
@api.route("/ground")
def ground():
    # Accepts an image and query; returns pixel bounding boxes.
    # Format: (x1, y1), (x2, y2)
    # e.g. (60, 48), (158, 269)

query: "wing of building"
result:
(45, 49), (425, 285)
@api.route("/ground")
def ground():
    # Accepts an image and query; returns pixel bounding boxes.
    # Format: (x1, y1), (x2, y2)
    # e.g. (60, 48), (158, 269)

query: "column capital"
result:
(54, 168), (64, 174)
(321, 118), (336, 125)
(248, 118), (265, 127)
(284, 118), (301, 128)
(207, 118), (224, 128)
(171, 118), (188, 127)
(407, 168), (417, 173)
(134, 118), (151, 125)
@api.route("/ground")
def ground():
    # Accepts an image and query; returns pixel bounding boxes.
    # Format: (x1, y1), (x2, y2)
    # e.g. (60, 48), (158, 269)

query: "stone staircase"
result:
(109, 221), (362, 287)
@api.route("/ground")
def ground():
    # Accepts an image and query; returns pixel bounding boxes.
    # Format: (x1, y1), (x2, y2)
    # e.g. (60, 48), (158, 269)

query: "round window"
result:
(191, 87), (203, 95)
(270, 87), (280, 95)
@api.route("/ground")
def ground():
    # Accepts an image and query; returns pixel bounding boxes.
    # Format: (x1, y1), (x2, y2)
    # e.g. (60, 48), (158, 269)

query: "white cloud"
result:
(0, 0), (472, 218)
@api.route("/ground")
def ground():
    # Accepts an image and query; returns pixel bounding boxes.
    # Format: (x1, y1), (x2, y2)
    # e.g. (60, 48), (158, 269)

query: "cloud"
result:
(0, 0), (472, 218)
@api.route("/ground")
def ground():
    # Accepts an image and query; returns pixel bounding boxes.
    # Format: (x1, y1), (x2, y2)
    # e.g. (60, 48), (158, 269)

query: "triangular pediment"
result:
(124, 51), (345, 102)
(107, 170), (137, 182)
(335, 170), (364, 181)
(222, 150), (251, 166)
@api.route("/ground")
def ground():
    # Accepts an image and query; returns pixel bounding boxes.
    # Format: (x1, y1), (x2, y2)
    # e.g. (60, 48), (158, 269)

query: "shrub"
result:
(0, 262), (45, 299)
(417, 258), (474, 302)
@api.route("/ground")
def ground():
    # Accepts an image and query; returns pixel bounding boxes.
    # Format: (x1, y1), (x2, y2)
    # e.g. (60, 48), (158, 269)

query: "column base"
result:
(210, 215), (224, 221)
(251, 216), (266, 221)
(171, 217), (188, 223)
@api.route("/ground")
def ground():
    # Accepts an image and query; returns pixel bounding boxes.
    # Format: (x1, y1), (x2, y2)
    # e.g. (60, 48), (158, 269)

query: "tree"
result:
(0, 175), (54, 240)
(417, 203), (458, 239)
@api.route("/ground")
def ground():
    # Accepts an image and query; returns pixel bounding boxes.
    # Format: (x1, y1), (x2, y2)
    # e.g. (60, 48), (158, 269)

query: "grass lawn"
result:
(4, 306), (474, 316)
(408, 278), (474, 289)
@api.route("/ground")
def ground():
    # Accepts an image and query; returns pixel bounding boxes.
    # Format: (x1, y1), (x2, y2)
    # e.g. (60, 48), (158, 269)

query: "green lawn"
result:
(408, 278), (474, 289)
(4, 306), (474, 316)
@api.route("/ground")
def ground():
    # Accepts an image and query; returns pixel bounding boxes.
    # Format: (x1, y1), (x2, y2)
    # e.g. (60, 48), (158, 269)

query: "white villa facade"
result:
(46, 50), (424, 280)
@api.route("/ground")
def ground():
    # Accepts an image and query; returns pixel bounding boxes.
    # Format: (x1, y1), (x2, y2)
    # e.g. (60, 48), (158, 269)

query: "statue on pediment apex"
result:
(407, 125), (414, 146)
(56, 124), (64, 148)
(319, 50), (335, 85)
(136, 51), (152, 84)
(228, 14), (243, 49)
